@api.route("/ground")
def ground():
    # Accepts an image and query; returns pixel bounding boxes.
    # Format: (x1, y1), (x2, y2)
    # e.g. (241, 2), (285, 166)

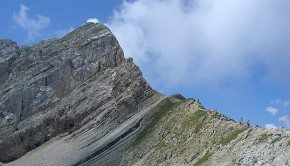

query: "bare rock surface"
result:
(1, 23), (290, 166)
(0, 23), (160, 164)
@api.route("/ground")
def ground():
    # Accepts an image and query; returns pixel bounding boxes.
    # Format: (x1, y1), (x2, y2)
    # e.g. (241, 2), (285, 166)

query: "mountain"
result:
(0, 23), (290, 166)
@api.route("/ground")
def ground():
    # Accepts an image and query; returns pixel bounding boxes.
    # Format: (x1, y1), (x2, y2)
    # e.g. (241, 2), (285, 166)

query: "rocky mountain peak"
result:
(0, 23), (158, 163)
(1, 23), (290, 166)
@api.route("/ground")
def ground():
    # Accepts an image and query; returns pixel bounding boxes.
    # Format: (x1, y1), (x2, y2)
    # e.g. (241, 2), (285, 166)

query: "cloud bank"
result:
(279, 116), (290, 129)
(13, 4), (50, 40)
(109, 0), (290, 87)
(265, 123), (277, 130)
(271, 99), (290, 107)
(265, 106), (278, 115)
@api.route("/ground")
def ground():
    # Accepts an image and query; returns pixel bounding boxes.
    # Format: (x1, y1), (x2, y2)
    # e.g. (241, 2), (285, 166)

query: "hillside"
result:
(0, 23), (289, 166)
(120, 99), (290, 165)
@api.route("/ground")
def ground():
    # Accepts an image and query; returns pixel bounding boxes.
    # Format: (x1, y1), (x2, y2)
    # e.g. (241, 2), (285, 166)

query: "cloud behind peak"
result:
(12, 4), (50, 40)
(109, 0), (290, 88)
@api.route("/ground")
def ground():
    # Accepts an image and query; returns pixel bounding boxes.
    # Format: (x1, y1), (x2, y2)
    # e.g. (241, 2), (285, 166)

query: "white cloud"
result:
(271, 98), (290, 107)
(109, 0), (290, 87)
(265, 123), (277, 130)
(265, 106), (278, 115)
(279, 116), (289, 123)
(12, 4), (50, 40)
(87, 18), (99, 24)
(279, 115), (290, 128)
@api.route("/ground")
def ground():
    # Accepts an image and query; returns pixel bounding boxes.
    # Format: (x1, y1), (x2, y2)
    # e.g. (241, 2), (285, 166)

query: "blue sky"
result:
(0, 0), (122, 44)
(1, 0), (290, 129)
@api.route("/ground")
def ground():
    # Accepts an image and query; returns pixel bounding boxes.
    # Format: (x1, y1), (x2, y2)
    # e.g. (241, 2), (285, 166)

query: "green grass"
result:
(218, 127), (247, 145)
(167, 109), (208, 137)
(193, 150), (213, 166)
(288, 140), (290, 146)
(259, 133), (269, 142)
(191, 109), (208, 133)
(133, 101), (183, 146)
(185, 109), (208, 125)
(194, 122), (203, 133)
(188, 109), (208, 133)
(192, 109), (208, 121)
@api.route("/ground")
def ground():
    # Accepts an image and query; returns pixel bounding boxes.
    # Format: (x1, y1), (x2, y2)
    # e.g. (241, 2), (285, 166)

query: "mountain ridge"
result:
(0, 23), (290, 166)
(0, 22), (159, 164)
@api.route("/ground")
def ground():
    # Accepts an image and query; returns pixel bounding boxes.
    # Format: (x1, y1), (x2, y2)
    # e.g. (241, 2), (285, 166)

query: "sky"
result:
(1, 0), (290, 130)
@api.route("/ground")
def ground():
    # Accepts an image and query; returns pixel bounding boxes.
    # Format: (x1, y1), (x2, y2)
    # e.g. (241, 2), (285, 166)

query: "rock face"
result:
(0, 23), (160, 164)
(0, 23), (290, 166)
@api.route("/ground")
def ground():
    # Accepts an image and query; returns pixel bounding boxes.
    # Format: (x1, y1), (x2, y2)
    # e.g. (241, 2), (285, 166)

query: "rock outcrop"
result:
(0, 23), (289, 166)
(0, 23), (160, 164)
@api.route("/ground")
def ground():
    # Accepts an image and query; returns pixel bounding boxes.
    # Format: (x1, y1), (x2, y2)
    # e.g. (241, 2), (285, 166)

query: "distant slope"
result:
(120, 99), (290, 166)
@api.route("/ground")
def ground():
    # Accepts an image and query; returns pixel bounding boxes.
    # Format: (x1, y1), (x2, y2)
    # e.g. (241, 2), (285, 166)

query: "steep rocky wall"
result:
(0, 23), (158, 163)
(0, 40), (20, 85)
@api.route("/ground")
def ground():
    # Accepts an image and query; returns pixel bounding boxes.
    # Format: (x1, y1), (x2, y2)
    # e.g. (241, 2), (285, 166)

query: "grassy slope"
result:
(122, 99), (251, 165)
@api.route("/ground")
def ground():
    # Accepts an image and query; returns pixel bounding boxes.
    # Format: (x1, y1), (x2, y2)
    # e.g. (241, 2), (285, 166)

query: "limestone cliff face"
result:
(0, 23), (290, 166)
(0, 23), (159, 163)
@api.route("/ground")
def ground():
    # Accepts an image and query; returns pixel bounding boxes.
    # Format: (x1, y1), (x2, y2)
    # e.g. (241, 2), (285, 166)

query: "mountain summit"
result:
(0, 23), (290, 166)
